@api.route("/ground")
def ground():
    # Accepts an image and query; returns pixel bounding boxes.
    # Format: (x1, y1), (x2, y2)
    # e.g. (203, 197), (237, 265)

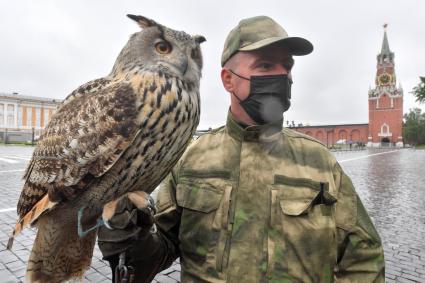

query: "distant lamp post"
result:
(326, 131), (329, 148)
(326, 130), (333, 149)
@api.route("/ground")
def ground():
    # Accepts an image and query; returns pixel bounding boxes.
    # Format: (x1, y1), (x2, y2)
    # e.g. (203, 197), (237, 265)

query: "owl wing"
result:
(17, 77), (141, 217)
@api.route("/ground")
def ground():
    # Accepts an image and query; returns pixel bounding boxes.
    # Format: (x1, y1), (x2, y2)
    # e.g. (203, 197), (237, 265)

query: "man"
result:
(99, 16), (385, 282)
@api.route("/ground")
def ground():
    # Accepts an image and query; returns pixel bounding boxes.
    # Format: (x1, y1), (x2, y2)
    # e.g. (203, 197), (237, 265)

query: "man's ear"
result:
(221, 68), (234, 92)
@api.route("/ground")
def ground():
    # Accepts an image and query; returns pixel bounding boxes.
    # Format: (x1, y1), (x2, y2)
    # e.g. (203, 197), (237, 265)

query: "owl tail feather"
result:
(26, 211), (97, 283)
(7, 194), (56, 250)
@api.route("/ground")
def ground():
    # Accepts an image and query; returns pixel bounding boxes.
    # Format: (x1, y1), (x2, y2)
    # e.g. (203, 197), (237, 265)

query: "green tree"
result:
(411, 76), (425, 103)
(403, 108), (425, 146)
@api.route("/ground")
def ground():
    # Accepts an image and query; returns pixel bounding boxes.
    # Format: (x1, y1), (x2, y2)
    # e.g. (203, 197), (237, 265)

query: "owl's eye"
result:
(155, 41), (172, 54)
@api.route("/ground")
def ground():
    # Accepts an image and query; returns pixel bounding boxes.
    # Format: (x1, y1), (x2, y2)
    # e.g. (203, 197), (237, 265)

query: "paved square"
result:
(1, 146), (425, 282)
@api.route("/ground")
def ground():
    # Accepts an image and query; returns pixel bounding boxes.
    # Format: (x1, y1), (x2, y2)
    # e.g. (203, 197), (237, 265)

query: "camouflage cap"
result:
(221, 16), (313, 66)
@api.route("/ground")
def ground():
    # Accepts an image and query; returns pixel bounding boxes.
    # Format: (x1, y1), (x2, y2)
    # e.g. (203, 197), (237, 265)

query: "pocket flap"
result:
(279, 190), (337, 216)
(280, 199), (312, 216)
(176, 183), (223, 213)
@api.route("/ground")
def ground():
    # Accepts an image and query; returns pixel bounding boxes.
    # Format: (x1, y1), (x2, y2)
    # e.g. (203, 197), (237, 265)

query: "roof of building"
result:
(290, 123), (369, 129)
(0, 92), (62, 104)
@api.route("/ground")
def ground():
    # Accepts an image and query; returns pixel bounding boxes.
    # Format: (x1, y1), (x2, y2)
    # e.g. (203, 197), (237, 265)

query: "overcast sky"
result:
(1, 0), (424, 129)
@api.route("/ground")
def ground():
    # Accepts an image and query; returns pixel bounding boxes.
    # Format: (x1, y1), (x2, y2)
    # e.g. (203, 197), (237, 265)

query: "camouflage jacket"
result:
(140, 112), (385, 282)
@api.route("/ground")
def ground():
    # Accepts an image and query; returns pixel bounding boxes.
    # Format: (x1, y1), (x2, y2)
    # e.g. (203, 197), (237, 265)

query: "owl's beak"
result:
(157, 59), (188, 77)
(170, 56), (190, 76)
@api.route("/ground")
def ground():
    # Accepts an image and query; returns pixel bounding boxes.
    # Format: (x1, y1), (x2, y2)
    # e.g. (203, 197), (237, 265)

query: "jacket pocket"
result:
(176, 178), (232, 273)
(268, 175), (337, 283)
(176, 182), (223, 213)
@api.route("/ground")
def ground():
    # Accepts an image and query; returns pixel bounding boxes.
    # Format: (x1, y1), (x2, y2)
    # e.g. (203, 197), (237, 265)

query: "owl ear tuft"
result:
(193, 35), (206, 44)
(127, 14), (157, 29)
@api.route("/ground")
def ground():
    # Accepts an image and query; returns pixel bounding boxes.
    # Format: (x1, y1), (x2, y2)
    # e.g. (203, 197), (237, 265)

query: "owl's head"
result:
(112, 14), (206, 85)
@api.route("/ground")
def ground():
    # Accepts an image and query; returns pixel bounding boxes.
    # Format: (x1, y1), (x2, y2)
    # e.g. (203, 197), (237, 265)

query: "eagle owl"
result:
(7, 14), (205, 283)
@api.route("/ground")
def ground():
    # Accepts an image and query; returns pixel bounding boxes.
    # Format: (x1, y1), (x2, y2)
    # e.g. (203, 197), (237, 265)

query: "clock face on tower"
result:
(378, 73), (391, 85)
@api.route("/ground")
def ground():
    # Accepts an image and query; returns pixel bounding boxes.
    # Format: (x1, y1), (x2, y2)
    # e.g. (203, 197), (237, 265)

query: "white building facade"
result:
(0, 92), (61, 142)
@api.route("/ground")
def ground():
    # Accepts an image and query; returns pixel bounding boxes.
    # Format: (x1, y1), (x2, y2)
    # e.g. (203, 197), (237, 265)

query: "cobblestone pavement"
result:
(0, 146), (180, 283)
(335, 149), (425, 283)
(0, 145), (424, 282)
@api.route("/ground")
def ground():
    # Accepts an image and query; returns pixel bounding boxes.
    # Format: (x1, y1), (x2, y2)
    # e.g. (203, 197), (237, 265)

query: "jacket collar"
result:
(226, 110), (283, 142)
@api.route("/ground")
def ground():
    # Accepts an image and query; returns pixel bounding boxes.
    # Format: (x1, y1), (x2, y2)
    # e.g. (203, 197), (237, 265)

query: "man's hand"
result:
(98, 191), (156, 258)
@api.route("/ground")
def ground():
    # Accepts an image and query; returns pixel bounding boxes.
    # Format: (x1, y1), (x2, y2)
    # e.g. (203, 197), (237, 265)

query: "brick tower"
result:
(368, 25), (403, 147)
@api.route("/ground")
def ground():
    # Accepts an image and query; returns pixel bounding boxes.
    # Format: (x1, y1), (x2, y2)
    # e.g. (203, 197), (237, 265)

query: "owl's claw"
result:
(147, 195), (156, 215)
(77, 206), (105, 238)
(103, 220), (113, 230)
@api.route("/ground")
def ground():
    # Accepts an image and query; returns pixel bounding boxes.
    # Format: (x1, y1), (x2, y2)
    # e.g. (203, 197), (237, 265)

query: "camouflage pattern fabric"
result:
(220, 16), (313, 66)
(140, 111), (385, 282)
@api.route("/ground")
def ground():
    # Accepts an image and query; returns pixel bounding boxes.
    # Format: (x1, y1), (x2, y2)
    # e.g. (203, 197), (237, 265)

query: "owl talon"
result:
(104, 220), (113, 230)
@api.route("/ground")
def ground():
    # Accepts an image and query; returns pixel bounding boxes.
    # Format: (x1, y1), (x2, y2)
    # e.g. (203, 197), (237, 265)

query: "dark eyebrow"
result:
(249, 57), (274, 68)
(250, 56), (294, 70)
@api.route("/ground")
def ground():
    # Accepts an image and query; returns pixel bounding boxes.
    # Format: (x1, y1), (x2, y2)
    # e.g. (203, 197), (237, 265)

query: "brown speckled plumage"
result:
(9, 14), (205, 283)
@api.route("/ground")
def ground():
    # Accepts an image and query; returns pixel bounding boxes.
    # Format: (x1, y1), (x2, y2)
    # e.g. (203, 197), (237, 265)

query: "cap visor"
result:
(239, 36), (313, 56)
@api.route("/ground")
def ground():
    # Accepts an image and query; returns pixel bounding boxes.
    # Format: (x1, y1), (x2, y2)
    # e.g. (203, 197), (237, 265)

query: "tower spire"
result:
(377, 23), (394, 63)
(381, 23), (391, 56)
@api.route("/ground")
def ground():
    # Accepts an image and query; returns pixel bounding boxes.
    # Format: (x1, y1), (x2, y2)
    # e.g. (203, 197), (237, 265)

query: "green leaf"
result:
(411, 76), (425, 104)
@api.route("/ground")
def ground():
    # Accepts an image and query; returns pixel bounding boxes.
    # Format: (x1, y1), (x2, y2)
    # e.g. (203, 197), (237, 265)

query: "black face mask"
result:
(230, 70), (292, 125)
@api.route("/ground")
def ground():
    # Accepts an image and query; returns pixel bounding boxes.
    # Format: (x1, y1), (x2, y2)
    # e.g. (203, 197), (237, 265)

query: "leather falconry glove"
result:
(98, 191), (156, 258)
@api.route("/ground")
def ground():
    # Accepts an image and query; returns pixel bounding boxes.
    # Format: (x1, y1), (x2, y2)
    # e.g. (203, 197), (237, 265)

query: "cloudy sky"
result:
(1, 0), (424, 129)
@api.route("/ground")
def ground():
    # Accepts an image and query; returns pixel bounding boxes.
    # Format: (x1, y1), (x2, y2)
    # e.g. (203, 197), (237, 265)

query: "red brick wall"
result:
(292, 124), (369, 146)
